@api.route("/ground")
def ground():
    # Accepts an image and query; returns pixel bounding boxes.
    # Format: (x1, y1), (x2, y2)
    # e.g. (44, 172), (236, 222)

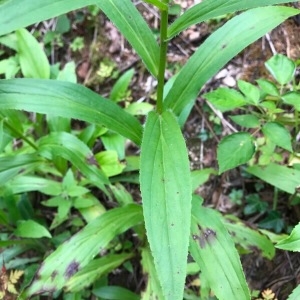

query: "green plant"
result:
(0, 1), (299, 300)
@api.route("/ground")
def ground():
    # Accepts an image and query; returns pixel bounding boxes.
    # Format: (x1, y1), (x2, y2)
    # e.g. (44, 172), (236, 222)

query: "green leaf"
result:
(262, 122), (292, 152)
(14, 220), (51, 238)
(229, 114), (260, 128)
(191, 168), (217, 191)
(110, 69), (134, 102)
(141, 247), (164, 300)
(0, 79), (143, 145)
(224, 217), (275, 259)
(167, 0), (299, 39)
(38, 132), (109, 190)
(93, 286), (140, 300)
(246, 163), (300, 194)
(20, 204), (143, 299)
(16, 28), (50, 79)
(95, 150), (125, 177)
(237, 80), (260, 105)
(204, 88), (246, 112)
(164, 6), (299, 115)
(256, 79), (280, 97)
(0, 0), (107, 37)
(140, 110), (192, 300)
(97, 0), (160, 77)
(265, 53), (296, 85)
(282, 92), (300, 111)
(287, 284), (300, 300)
(66, 253), (133, 292)
(190, 198), (250, 300)
(143, 0), (168, 11)
(217, 132), (255, 173)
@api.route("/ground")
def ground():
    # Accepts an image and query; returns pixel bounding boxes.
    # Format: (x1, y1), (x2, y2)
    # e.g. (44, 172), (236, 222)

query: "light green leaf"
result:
(256, 79), (280, 96)
(0, 79), (143, 145)
(217, 132), (255, 173)
(143, 0), (168, 11)
(191, 168), (217, 191)
(282, 92), (300, 111)
(95, 150), (125, 177)
(247, 163), (300, 194)
(14, 220), (51, 238)
(164, 6), (299, 115)
(16, 28), (50, 79)
(262, 122), (292, 152)
(93, 286), (140, 300)
(265, 53), (296, 85)
(224, 217), (275, 259)
(66, 253), (133, 292)
(237, 80), (260, 105)
(140, 110), (192, 300)
(0, 0), (105, 37)
(204, 88), (246, 112)
(38, 132), (109, 190)
(276, 223), (300, 251)
(19, 204), (143, 299)
(167, 0), (298, 39)
(190, 198), (250, 300)
(141, 247), (164, 300)
(287, 284), (300, 300)
(110, 69), (134, 102)
(229, 114), (260, 128)
(98, 0), (159, 77)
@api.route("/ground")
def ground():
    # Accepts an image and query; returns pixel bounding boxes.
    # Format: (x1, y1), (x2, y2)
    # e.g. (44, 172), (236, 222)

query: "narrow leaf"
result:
(190, 198), (250, 300)
(0, 0), (105, 37)
(0, 79), (143, 145)
(276, 223), (300, 251)
(66, 253), (133, 292)
(167, 0), (299, 39)
(217, 132), (255, 173)
(16, 28), (50, 79)
(247, 163), (300, 194)
(98, 0), (160, 77)
(140, 110), (192, 300)
(20, 204), (143, 299)
(164, 6), (300, 115)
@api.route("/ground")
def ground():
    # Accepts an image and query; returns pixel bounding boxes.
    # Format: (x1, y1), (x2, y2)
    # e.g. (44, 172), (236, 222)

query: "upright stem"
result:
(156, 5), (169, 114)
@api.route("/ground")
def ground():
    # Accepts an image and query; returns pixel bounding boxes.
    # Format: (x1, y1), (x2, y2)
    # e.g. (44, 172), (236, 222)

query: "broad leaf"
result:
(276, 223), (300, 251)
(167, 0), (298, 39)
(229, 114), (260, 128)
(282, 92), (300, 111)
(247, 163), (300, 194)
(98, 0), (160, 77)
(14, 220), (51, 238)
(262, 122), (292, 152)
(265, 53), (296, 85)
(217, 132), (255, 173)
(19, 204), (143, 299)
(164, 6), (300, 115)
(0, 79), (143, 145)
(16, 28), (50, 79)
(140, 110), (192, 300)
(190, 197), (250, 300)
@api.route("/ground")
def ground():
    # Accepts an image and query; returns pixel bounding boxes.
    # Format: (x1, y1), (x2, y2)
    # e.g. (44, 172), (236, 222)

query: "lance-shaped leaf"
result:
(0, 0), (104, 37)
(19, 204), (143, 299)
(190, 197), (250, 300)
(164, 6), (300, 115)
(140, 110), (192, 300)
(0, 79), (143, 145)
(38, 132), (109, 190)
(167, 0), (298, 39)
(276, 223), (300, 252)
(98, 0), (160, 77)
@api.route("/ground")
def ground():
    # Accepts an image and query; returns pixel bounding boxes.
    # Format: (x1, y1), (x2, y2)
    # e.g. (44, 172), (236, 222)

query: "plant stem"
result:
(156, 6), (169, 114)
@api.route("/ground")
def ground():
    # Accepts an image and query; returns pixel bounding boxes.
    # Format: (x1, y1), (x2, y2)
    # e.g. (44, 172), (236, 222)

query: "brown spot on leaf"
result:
(64, 261), (80, 279)
(193, 226), (217, 248)
(86, 154), (99, 167)
(51, 270), (58, 281)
